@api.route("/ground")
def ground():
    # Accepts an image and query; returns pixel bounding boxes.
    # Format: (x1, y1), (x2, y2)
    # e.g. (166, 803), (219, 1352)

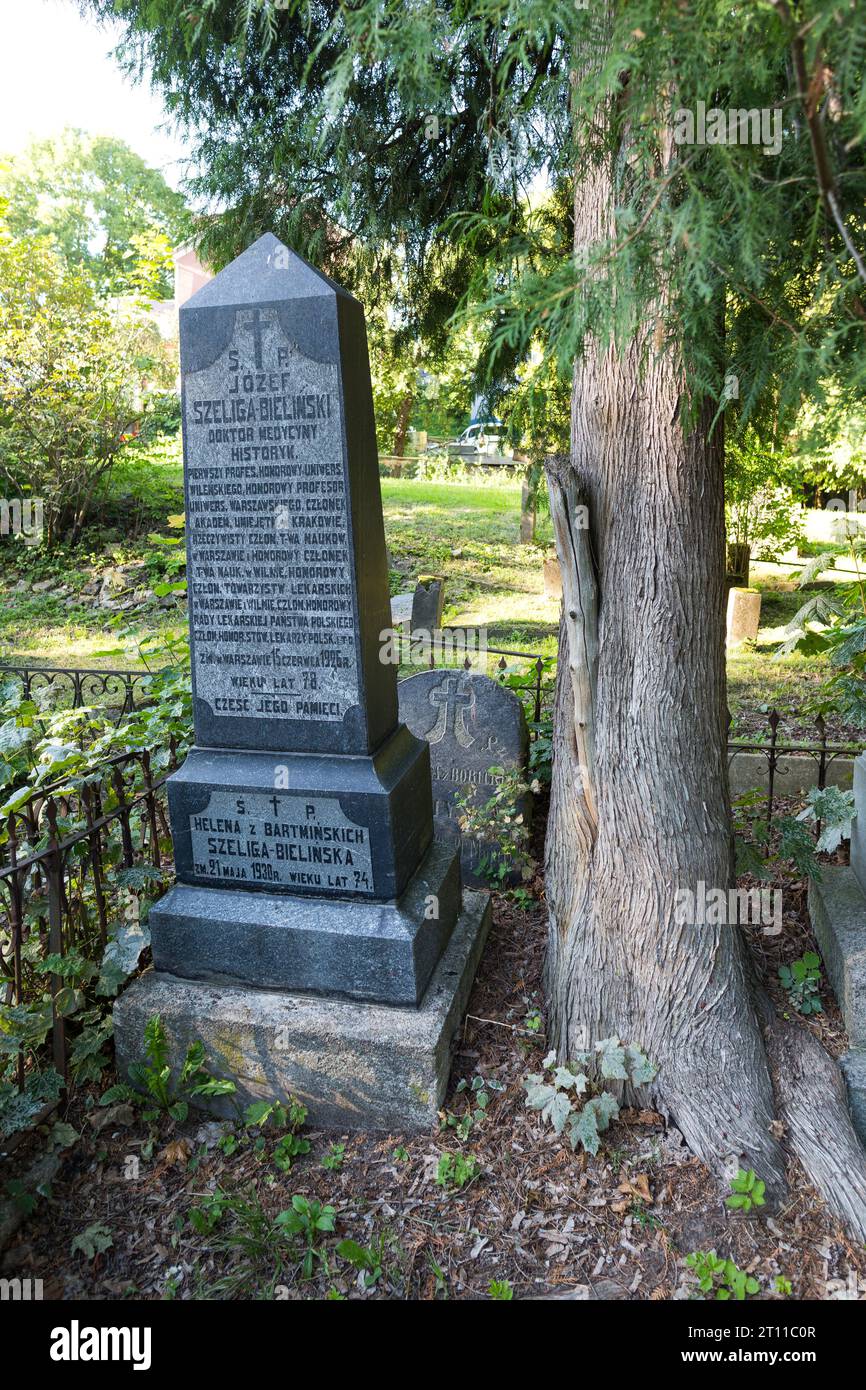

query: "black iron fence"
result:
(727, 710), (863, 823)
(0, 665), (156, 723)
(0, 743), (179, 1116)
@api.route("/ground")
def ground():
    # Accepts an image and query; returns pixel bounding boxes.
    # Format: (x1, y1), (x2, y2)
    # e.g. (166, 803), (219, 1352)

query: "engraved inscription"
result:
(184, 307), (359, 724)
(189, 790), (374, 894)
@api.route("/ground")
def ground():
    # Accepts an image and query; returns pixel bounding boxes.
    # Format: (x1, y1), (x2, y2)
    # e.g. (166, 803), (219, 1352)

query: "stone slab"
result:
(807, 865), (866, 1046)
(727, 752), (853, 801)
(850, 753), (866, 897)
(839, 1048), (866, 1146)
(114, 889), (492, 1131)
(149, 837), (461, 1005)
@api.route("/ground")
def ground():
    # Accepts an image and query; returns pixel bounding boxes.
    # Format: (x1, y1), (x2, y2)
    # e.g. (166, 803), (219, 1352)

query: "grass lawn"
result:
(0, 449), (850, 733)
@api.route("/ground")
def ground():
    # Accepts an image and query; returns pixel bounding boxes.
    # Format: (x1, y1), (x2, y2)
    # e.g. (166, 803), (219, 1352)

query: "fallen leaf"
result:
(158, 1138), (192, 1168)
(617, 1173), (653, 1204)
(88, 1104), (136, 1134)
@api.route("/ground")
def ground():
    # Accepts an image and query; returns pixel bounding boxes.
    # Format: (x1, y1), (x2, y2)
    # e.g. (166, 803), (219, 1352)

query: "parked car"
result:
(428, 420), (511, 460)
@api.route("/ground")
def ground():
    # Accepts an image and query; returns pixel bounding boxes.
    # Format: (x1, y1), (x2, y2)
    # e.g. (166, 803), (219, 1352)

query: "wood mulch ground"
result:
(3, 797), (866, 1301)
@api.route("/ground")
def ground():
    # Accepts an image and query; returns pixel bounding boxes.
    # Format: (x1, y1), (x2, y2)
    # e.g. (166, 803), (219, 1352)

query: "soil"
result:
(3, 798), (865, 1302)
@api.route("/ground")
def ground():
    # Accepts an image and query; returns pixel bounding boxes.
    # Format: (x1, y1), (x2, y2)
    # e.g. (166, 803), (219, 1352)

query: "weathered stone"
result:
(808, 866), (866, 1046)
(411, 577), (445, 632)
(839, 1048), (866, 1146)
(728, 751), (853, 801)
(399, 670), (530, 887)
(116, 890), (491, 1131)
(726, 587), (761, 645)
(849, 753), (866, 897)
(390, 592), (414, 626)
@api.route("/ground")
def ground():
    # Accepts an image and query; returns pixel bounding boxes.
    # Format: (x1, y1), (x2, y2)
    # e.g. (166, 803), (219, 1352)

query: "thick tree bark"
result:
(544, 128), (866, 1236)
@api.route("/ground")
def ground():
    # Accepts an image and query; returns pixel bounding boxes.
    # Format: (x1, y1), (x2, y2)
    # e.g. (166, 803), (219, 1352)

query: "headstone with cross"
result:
(398, 670), (531, 886)
(114, 237), (493, 1131)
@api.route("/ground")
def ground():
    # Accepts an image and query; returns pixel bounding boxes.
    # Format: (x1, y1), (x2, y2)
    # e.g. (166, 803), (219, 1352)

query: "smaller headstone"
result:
(411, 577), (445, 633)
(726, 587), (761, 645)
(399, 670), (530, 886)
(390, 591), (414, 627)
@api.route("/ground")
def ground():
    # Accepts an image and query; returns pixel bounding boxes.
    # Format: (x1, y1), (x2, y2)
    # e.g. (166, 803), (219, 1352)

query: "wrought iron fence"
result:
(727, 710), (863, 824)
(0, 665), (156, 722)
(0, 743), (179, 1113)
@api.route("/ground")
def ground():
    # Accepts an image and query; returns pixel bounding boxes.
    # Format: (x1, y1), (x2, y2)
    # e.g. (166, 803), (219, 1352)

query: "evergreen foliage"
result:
(83, 1), (866, 453)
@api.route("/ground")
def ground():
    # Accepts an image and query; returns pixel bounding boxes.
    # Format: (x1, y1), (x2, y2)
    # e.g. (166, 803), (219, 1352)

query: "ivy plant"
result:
(523, 1038), (656, 1156)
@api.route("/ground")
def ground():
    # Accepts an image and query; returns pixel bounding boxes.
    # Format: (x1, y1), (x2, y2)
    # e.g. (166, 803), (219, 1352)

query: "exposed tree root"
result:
(759, 997), (866, 1242)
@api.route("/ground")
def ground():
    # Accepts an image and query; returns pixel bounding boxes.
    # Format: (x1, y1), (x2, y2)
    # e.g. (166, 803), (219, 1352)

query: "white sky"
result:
(0, 0), (188, 185)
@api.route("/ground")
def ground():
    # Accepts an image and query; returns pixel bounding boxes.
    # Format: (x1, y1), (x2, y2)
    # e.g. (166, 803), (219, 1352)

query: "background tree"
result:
(0, 128), (189, 297)
(0, 214), (172, 546)
(87, 0), (866, 1234)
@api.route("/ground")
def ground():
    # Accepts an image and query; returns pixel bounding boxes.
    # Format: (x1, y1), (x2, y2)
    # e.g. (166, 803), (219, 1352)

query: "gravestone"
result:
(113, 234), (491, 1127)
(410, 577), (445, 633)
(398, 670), (530, 887)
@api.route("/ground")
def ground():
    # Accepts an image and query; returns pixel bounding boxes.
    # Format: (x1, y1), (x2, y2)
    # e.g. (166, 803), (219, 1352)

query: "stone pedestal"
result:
(808, 866), (866, 1144)
(849, 753), (866, 895)
(150, 838), (460, 1004)
(116, 890), (491, 1131)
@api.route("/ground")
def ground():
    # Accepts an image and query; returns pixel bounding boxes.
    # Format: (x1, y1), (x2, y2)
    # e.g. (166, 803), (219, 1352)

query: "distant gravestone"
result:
(411, 577), (445, 633)
(398, 670), (530, 886)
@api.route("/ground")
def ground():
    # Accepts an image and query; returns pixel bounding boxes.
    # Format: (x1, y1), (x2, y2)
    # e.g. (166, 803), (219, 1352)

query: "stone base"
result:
(808, 866), (866, 1047)
(167, 726), (433, 902)
(114, 889), (492, 1131)
(839, 1049), (866, 1146)
(150, 837), (460, 1005)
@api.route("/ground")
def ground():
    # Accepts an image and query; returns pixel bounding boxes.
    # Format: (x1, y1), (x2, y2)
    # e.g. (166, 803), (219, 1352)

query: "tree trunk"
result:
(393, 391), (414, 458)
(544, 123), (866, 1236)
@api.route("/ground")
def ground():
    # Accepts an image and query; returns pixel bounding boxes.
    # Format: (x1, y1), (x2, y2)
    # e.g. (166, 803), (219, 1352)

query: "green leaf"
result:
(569, 1106), (601, 1155)
(595, 1037), (628, 1080)
(336, 1238), (374, 1269)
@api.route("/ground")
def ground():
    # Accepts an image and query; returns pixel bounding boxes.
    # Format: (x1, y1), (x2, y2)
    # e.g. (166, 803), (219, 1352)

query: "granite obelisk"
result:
(115, 235), (490, 1127)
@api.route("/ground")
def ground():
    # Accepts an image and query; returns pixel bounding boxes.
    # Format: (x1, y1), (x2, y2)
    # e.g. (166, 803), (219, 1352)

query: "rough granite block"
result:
(114, 889), (491, 1131)
(808, 866), (866, 1047)
(840, 1049), (866, 1147)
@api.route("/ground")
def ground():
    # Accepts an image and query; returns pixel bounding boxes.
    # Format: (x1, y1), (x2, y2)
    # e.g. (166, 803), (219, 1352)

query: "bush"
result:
(0, 224), (173, 547)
